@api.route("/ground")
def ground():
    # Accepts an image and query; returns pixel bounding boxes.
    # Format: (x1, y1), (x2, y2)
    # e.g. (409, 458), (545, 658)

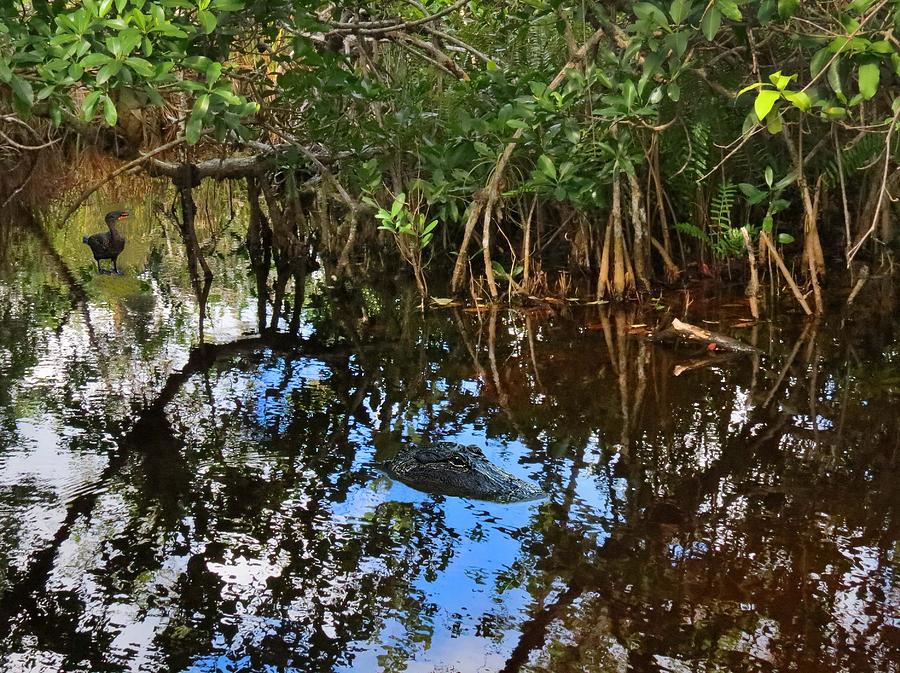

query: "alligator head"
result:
(385, 442), (545, 503)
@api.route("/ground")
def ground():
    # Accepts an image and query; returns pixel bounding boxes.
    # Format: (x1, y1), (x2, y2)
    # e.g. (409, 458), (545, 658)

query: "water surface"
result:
(0, 201), (897, 673)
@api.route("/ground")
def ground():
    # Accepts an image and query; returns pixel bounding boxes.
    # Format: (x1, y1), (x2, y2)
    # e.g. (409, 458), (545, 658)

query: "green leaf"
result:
(810, 48), (831, 78)
(667, 82), (681, 101)
(0, 59), (11, 84)
(754, 89), (781, 121)
(765, 166), (774, 187)
(391, 193), (406, 218)
(106, 36), (123, 58)
(528, 81), (547, 97)
(768, 70), (796, 91)
(770, 198), (790, 213)
(716, 0), (742, 21)
(766, 110), (783, 134)
(774, 172), (797, 190)
(633, 2), (669, 27)
(81, 53), (114, 68)
(211, 86), (241, 104)
(124, 57), (154, 76)
(206, 62), (222, 85)
(96, 60), (122, 84)
(669, 0), (691, 23)
(738, 81), (765, 96)
(180, 79), (207, 93)
(99, 0), (114, 16)
(185, 110), (204, 144)
(783, 90), (811, 111)
(81, 90), (102, 120)
(622, 79), (637, 109)
(194, 93), (210, 117)
(777, 233), (795, 244)
(827, 58), (844, 95)
(858, 60), (880, 100)
(701, 7), (721, 40)
(102, 94), (117, 125)
(536, 154), (557, 181)
(777, 0), (799, 18)
(868, 40), (893, 55)
(10, 76), (34, 109)
(672, 29), (688, 56)
(762, 215), (774, 232)
(198, 9), (217, 34)
(738, 183), (768, 204)
(848, 0), (877, 12)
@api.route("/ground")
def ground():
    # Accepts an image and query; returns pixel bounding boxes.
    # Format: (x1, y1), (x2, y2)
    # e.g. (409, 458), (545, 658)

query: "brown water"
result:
(0, 201), (897, 672)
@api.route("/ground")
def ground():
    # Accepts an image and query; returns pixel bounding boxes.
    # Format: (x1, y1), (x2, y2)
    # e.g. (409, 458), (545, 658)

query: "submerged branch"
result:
(651, 318), (762, 354)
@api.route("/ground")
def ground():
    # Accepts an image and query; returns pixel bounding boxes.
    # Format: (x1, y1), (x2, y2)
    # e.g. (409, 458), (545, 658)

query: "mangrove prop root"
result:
(450, 26), (607, 294)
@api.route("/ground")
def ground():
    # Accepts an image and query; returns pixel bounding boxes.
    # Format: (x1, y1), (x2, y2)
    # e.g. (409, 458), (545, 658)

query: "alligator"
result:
(385, 442), (545, 503)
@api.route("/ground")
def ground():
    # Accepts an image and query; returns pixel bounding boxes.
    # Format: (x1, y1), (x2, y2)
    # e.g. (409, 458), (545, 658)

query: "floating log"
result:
(650, 318), (762, 354)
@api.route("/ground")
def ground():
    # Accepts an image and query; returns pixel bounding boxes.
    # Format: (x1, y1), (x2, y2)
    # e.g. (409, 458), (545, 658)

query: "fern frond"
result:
(675, 221), (709, 243)
(710, 181), (737, 231)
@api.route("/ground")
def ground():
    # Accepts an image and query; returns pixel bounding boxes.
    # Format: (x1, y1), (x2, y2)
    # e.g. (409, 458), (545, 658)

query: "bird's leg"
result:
(113, 258), (121, 275)
(97, 259), (105, 274)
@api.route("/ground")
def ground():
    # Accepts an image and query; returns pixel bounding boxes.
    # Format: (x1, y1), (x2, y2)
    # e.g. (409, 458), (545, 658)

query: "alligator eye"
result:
(449, 455), (469, 469)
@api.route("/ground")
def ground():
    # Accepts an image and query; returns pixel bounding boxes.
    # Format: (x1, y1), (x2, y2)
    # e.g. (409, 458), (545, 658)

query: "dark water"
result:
(0, 201), (897, 673)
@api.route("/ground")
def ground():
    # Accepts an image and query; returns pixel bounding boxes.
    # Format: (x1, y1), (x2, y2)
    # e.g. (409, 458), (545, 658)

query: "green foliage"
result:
(710, 181), (737, 231)
(374, 193), (439, 251)
(678, 180), (755, 260)
(738, 70), (811, 135)
(0, 0), (258, 141)
(2, 0), (898, 291)
(707, 181), (745, 259)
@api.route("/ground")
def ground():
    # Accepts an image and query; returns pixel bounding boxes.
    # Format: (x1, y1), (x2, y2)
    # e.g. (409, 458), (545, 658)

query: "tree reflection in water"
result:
(0, 205), (897, 673)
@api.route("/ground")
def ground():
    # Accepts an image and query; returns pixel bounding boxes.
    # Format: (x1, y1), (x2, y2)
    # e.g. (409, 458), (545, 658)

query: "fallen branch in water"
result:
(650, 318), (762, 354)
(673, 352), (743, 376)
(760, 231), (813, 315)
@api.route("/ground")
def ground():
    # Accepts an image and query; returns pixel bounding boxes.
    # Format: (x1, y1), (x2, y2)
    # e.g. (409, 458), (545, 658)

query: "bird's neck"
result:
(107, 221), (119, 236)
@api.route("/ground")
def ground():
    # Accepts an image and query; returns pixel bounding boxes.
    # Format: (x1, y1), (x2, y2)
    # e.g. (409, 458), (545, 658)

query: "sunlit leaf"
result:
(783, 90), (811, 111)
(754, 89), (781, 121)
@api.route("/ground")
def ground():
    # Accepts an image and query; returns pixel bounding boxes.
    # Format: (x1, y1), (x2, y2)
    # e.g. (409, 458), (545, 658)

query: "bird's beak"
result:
(118, 212), (130, 220)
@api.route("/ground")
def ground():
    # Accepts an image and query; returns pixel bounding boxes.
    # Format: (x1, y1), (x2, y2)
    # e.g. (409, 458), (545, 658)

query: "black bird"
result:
(83, 210), (129, 274)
